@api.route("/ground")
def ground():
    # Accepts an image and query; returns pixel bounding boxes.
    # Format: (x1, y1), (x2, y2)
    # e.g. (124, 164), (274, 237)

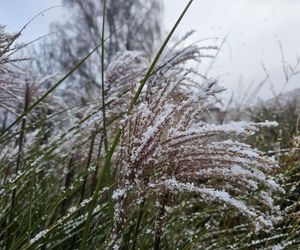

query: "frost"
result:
(80, 198), (92, 207)
(29, 229), (49, 244)
(272, 245), (283, 250)
(112, 188), (126, 200)
(0, 24), (285, 250)
(261, 120), (279, 127)
(108, 60), (283, 248)
(68, 206), (77, 213)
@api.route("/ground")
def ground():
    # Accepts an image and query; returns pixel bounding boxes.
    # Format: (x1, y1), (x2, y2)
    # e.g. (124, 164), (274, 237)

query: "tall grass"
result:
(0, 1), (299, 249)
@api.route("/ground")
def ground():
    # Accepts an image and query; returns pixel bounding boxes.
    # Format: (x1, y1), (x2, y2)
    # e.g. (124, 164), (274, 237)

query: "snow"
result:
(29, 229), (49, 244)
(163, 178), (273, 228)
(112, 188), (126, 200)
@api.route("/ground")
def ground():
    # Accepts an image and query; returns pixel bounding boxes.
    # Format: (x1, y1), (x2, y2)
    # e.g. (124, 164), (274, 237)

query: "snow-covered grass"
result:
(0, 1), (300, 249)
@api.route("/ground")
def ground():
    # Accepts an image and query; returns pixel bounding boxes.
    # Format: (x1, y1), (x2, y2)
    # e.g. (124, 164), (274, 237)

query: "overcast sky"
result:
(1, 0), (299, 101)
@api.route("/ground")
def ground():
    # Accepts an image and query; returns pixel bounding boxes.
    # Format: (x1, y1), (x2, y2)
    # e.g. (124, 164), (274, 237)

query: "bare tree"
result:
(33, 0), (162, 103)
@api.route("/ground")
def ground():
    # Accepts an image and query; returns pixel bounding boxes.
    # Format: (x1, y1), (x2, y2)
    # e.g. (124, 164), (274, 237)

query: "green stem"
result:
(80, 130), (97, 203)
(101, 0), (108, 153)
(91, 135), (104, 195)
(8, 84), (30, 248)
(128, 0), (194, 112)
(131, 201), (145, 250)
(79, 129), (120, 250)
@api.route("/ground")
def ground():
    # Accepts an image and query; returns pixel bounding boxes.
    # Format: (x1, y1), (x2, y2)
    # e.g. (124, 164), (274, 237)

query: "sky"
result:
(0, 0), (300, 102)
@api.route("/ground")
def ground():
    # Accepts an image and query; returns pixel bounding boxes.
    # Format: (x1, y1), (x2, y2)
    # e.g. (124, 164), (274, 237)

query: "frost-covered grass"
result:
(0, 1), (300, 249)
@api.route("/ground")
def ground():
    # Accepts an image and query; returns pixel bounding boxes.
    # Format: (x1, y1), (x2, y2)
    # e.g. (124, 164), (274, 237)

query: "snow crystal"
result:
(163, 178), (274, 228)
(272, 245), (283, 250)
(261, 120), (279, 128)
(68, 206), (77, 213)
(112, 188), (126, 200)
(80, 198), (92, 207)
(29, 229), (49, 244)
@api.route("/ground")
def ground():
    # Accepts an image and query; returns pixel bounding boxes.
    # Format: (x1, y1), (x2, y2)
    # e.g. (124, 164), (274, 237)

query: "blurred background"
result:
(1, 0), (299, 102)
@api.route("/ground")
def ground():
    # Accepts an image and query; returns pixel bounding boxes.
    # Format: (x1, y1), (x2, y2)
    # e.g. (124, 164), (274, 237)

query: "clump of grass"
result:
(109, 68), (282, 249)
(0, 1), (294, 249)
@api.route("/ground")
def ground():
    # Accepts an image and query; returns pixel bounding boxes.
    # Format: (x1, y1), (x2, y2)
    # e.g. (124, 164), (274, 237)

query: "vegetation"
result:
(0, 1), (299, 249)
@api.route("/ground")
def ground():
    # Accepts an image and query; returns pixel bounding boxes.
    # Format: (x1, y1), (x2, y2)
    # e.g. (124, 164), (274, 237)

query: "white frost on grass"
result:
(29, 229), (49, 244)
(163, 178), (273, 229)
(112, 188), (126, 200)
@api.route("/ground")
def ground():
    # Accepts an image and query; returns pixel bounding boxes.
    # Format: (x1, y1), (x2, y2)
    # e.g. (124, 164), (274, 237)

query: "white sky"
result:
(1, 0), (299, 101)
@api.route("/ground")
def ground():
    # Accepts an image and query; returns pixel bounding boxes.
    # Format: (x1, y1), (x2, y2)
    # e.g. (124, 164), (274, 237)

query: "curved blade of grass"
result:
(101, 0), (108, 153)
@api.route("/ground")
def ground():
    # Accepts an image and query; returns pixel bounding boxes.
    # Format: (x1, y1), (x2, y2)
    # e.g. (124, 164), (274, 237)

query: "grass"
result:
(1, 1), (300, 249)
